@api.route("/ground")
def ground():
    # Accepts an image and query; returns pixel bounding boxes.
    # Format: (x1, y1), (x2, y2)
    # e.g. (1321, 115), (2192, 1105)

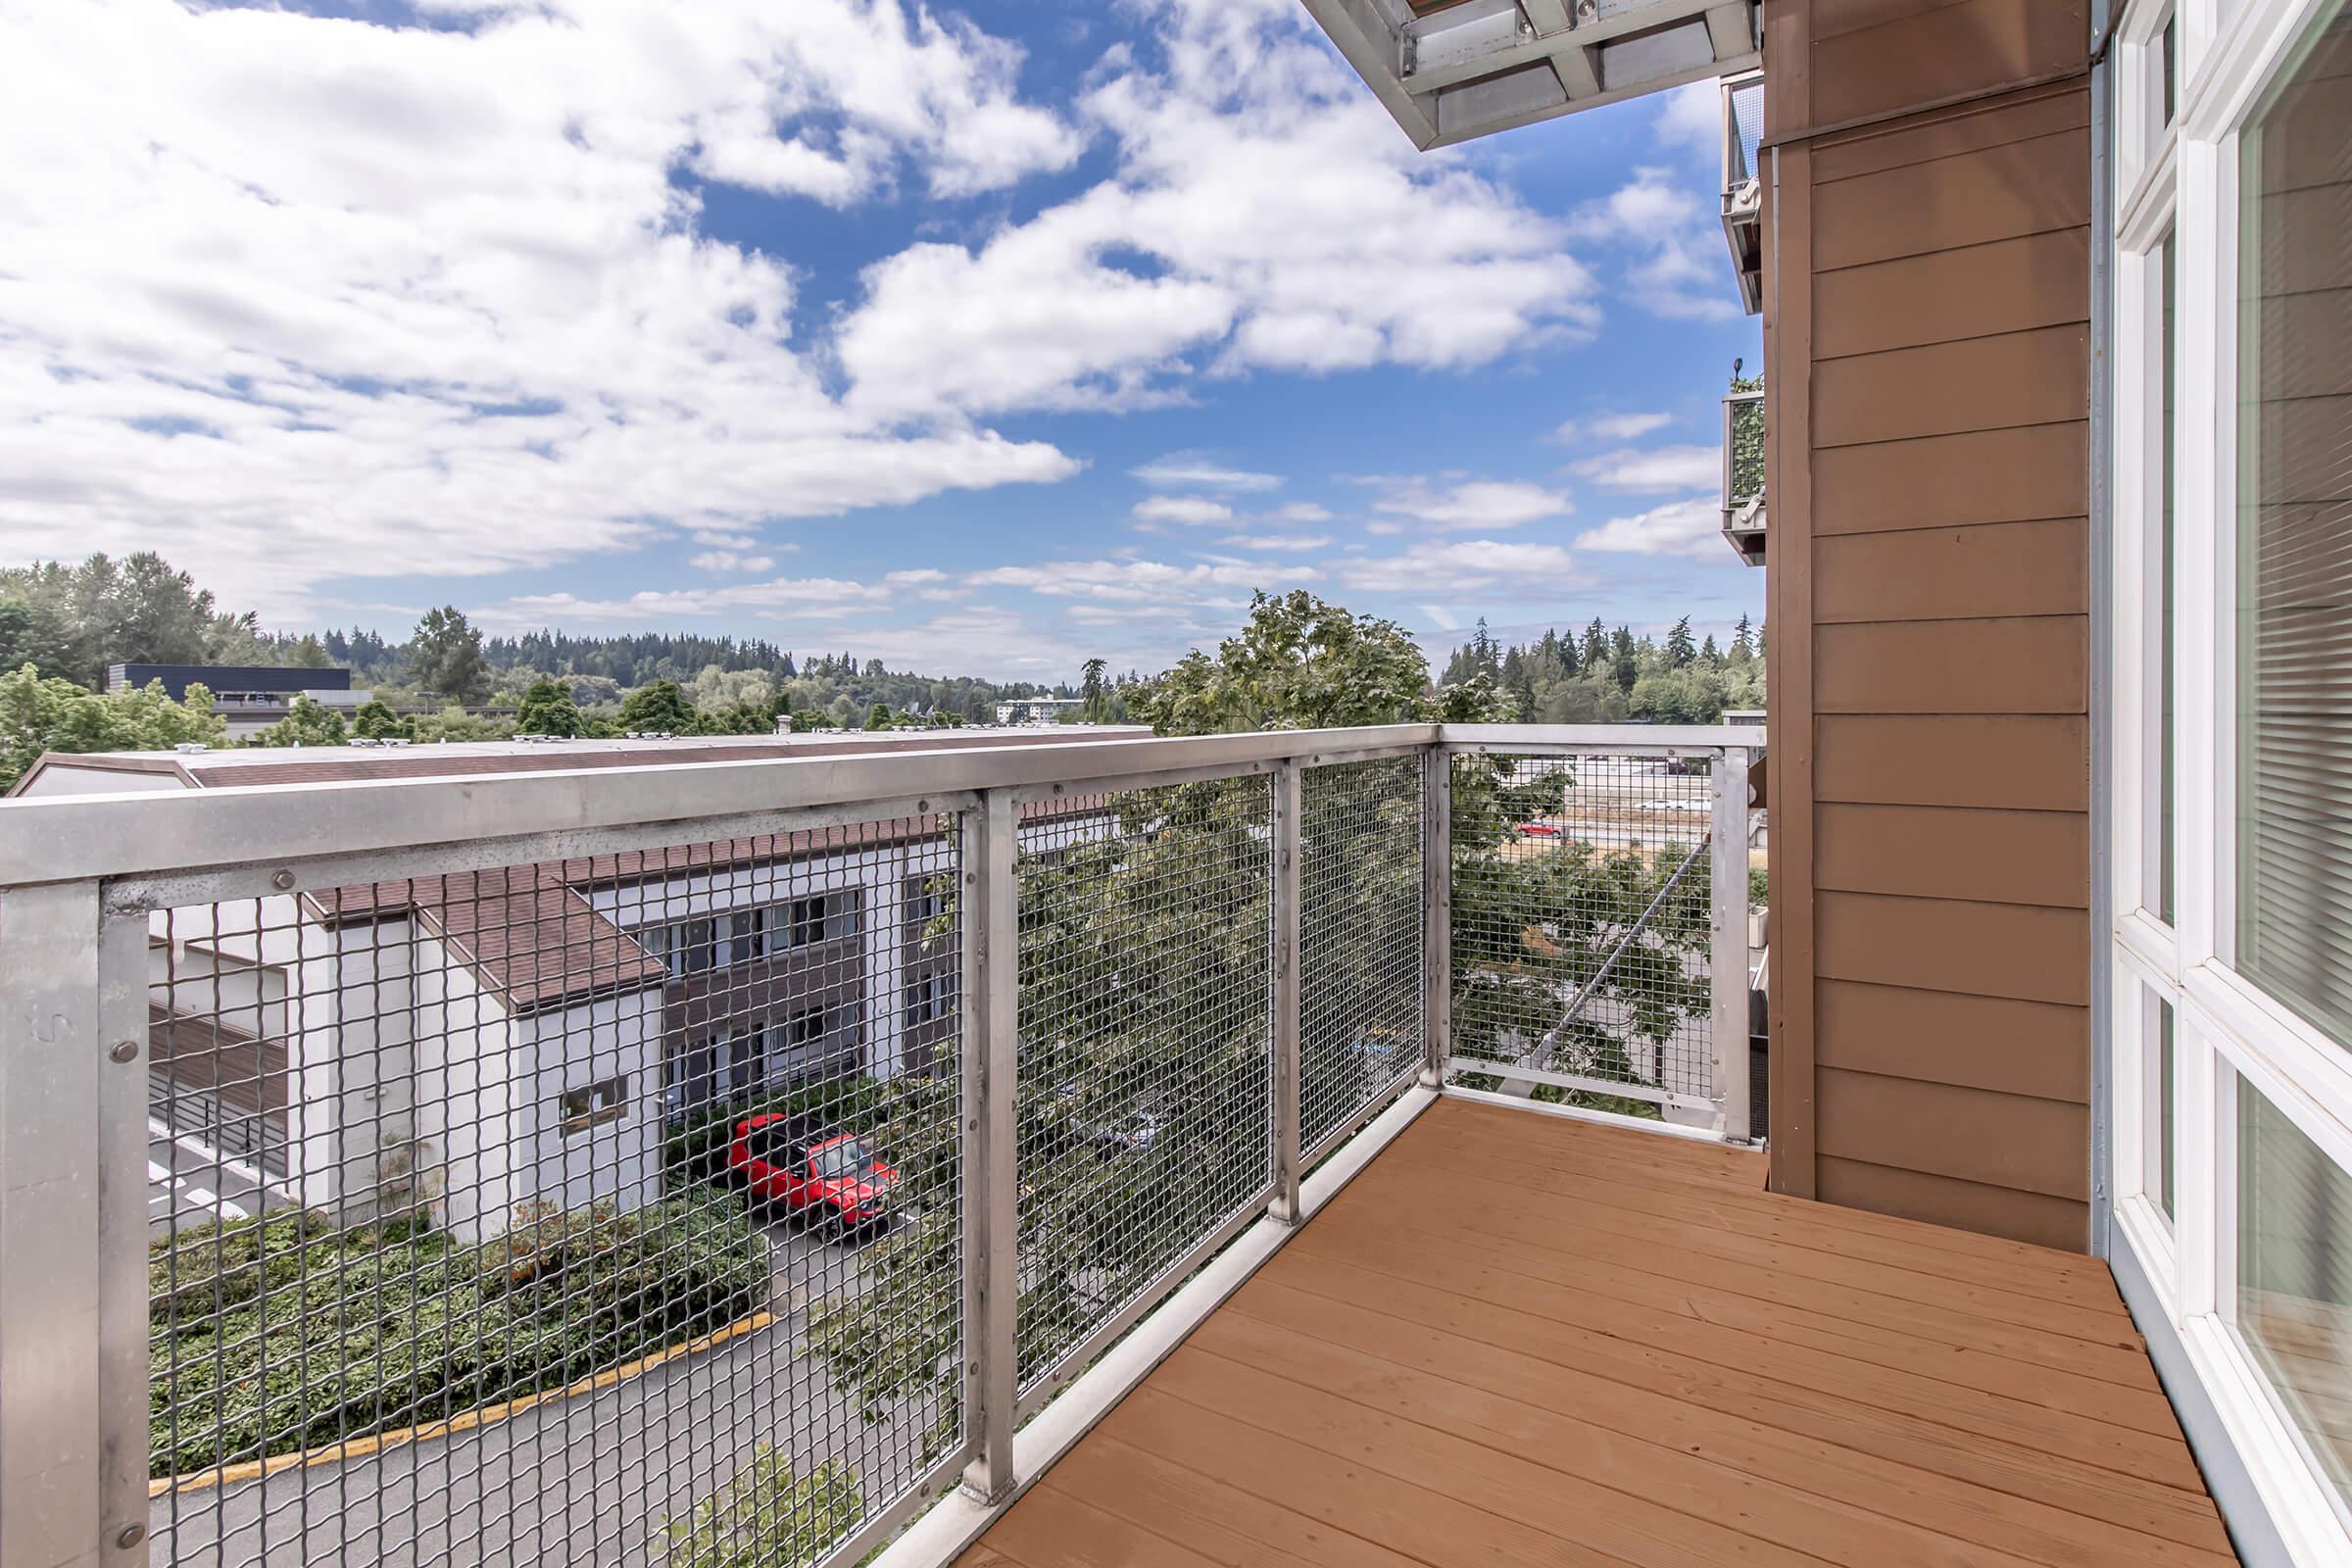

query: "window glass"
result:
(2237, 1081), (2352, 1512)
(2156, 996), (2178, 1219)
(2160, 229), (2179, 926)
(2235, 3), (2352, 1051)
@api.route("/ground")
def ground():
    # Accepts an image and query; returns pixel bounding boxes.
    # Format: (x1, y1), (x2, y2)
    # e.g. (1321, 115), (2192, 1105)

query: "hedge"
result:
(149, 1199), (770, 1480)
(661, 1446), (863, 1568)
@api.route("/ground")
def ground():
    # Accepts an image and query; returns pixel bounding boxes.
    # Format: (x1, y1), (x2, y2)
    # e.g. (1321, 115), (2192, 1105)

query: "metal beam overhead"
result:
(1300, 0), (1761, 149)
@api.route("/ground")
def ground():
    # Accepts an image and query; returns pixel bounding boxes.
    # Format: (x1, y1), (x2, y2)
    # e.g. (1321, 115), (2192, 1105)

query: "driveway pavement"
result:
(150, 1210), (947, 1568)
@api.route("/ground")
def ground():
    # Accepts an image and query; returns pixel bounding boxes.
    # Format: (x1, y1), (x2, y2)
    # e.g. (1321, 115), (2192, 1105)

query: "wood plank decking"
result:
(954, 1097), (2239, 1568)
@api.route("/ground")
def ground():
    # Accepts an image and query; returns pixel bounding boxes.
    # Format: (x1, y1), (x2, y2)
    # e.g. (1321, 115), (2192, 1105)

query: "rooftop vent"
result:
(172, 742), (209, 755)
(1298, 0), (1761, 149)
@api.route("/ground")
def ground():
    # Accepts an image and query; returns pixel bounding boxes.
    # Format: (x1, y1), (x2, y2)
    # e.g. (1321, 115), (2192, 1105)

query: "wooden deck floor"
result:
(956, 1097), (2240, 1568)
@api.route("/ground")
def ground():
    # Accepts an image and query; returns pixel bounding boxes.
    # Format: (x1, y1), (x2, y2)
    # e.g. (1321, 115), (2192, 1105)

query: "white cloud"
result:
(1340, 539), (1585, 595)
(1567, 167), (1740, 322)
(691, 529), (762, 550)
(967, 556), (1316, 603)
(1370, 478), (1572, 532)
(1575, 497), (1726, 560)
(1655, 81), (1719, 157)
(836, 1), (1598, 418)
(689, 550), (777, 572)
(1133, 495), (1237, 527)
(0, 0), (1082, 617)
(1555, 411), (1672, 445)
(1131, 453), (1282, 492)
(1572, 444), (1720, 493)
(470, 574), (893, 628)
(1214, 532), (1331, 552)
(1418, 604), (1462, 632)
(1264, 501), (1331, 523)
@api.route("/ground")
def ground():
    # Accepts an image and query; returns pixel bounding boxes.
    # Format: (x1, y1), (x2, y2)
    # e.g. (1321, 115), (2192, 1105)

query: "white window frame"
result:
(2107, 0), (2352, 1557)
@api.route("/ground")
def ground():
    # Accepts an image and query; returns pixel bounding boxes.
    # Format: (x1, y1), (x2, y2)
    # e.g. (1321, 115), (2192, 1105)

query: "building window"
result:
(2234, 2), (2352, 1055)
(2158, 227), (2177, 928)
(904, 971), (952, 1028)
(782, 891), (859, 950)
(725, 907), (765, 966)
(2237, 1081), (2352, 1513)
(559, 1077), (627, 1134)
(2157, 999), (2177, 1221)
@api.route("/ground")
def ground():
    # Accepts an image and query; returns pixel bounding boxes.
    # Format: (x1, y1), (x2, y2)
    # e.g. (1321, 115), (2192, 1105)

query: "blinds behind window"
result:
(2237, 14), (2352, 1053)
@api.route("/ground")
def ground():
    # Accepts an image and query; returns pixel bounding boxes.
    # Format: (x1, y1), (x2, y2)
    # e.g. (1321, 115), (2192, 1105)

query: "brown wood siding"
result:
(1765, 0), (2092, 1249)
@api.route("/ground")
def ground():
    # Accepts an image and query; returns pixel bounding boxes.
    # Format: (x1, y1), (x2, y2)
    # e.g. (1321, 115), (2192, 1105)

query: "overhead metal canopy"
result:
(1300, 0), (1762, 148)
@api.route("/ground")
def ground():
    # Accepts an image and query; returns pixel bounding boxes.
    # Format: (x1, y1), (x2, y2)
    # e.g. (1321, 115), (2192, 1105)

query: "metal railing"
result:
(0, 722), (1755, 1568)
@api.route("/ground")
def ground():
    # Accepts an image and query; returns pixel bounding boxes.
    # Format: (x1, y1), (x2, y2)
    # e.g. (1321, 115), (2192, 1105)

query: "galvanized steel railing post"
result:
(1269, 760), (1303, 1225)
(1711, 747), (1755, 1143)
(959, 789), (1019, 1504)
(0, 883), (153, 1568)
(1420, 745), (1451, 1088)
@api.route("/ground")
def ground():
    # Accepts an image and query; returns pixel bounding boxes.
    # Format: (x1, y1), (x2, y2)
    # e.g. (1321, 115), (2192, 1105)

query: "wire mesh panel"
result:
(1298, 757), (1424, 1155)
(1010, 777), (1273, 1397)
(1447, 751), (1716, 1119)
(141, 812), (964, 1568)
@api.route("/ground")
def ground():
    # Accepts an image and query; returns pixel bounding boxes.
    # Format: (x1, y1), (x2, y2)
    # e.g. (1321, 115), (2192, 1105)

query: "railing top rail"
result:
(1722, 388), (1765, 405)
(1437, 722), (1760, 750)
(0, 724), (1439, 890)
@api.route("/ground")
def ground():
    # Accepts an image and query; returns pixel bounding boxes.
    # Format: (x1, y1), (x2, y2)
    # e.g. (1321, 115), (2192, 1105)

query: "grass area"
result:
(148, 1199), (770, 1480)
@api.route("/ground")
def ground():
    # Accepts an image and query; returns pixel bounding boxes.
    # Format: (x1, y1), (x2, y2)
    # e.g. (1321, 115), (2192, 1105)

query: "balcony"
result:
(1721, 68), (1763, 316)
(0, 724), (2228, 1568)
(1723, 380), (1766, 565)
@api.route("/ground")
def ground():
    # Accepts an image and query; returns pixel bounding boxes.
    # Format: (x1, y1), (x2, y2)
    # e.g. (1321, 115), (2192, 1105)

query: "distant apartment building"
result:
(110, 662), (370, 740)
(18, 731), (1122, 1240)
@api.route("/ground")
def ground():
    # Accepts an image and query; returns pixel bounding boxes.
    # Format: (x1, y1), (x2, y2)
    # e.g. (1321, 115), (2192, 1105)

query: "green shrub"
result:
(662, 1448), (862, 1568)
(149, 1199), (769, 1479)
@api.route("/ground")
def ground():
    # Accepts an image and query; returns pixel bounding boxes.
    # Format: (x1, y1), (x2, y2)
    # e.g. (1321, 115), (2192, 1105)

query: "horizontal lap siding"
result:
(1772, 0), (2092, 1250)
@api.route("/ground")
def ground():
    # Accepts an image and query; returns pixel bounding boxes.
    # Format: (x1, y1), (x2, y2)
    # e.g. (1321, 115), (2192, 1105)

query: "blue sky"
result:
(0, 0), (1761, 679)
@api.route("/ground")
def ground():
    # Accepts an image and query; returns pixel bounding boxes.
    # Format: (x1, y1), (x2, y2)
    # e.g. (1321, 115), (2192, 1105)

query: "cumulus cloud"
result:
(1575, 497), (1726, 559)
(1567, 166), (1740, 322)
(1340, 539), (1584, 595)
(1555, 411), (1673, 444)
(1133, 495), (1238, 527)
(1369, 478), (1573, 532)
(1264, 501), (1331, 523)
(1572, 444), (1720, 493)
(1215, 533), (1331, 552)
(689, 551), (778, 573)
(1131, 453), (1283, 491)
(469, 574), (896, 628)
(1654, 80), (1720, 157)
(0, 0), (1081, 616)
(836, 1), (1598, 418)
(967, 556), (1317, 603)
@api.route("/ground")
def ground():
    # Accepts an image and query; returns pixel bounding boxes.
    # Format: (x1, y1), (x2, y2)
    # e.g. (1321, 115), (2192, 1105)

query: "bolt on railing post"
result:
(0, 884), (152, 1568)
(1710, 748), (1755, 1144)
(1420, 744), (1451, 1088)
(1269, 760), (1303, 1225)
(959, 789), (1019, 1504)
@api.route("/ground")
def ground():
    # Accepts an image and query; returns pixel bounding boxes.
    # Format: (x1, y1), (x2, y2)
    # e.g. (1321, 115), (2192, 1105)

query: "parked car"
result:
(1515, 821), (1562, 838)
(726, 1113), (900, 1237)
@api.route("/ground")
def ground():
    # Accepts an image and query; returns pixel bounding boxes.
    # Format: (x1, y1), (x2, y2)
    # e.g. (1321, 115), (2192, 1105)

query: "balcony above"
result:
(1722, 68), (1763, 315)
(1298, 0), (1762, 149)
(1723, 381), (1765, 566)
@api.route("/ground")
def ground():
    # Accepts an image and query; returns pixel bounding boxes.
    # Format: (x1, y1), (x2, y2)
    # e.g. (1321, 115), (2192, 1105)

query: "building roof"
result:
(23, 725), (1149, 793)
(81, 731), (1122, 1014)
(111, 662), (353, 698)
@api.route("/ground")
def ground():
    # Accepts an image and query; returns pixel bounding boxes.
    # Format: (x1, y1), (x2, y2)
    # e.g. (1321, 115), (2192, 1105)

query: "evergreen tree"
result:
(351, 700), (414, 741)
(515, 678), (586, 737)
(408, 607), (490, 704)
(616, 679), (697, 734)
(1666, 616), (1696, 667)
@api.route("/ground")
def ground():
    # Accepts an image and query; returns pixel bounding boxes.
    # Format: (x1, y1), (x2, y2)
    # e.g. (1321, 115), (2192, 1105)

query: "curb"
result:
(150, 1309), (777, 1497)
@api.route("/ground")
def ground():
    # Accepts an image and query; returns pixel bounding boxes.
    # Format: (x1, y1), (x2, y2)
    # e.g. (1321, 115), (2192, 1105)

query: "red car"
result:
(1515, 821), (1562, 838)
(726, 1113), (900, 1236)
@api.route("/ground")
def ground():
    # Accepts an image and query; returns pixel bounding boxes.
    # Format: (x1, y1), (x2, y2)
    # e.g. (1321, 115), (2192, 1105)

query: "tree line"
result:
(1442, 613), (1764, 726)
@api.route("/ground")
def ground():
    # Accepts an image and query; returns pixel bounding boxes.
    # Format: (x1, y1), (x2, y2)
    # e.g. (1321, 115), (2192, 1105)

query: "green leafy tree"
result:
(1079, 657), (1108, 721)
(0, 553), (268, 687)
(1142, 590), (1436, 735)
(617, 679), (698, 734)
(252, 694), (348, 748)
(862, 703), (895, 731)
(660, 1448), (862, 1568)
(408, 607), (491, 705)
(514, 678), (586, 738)
(1, 665), (226, 791)
(351, 700), (414, 741)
